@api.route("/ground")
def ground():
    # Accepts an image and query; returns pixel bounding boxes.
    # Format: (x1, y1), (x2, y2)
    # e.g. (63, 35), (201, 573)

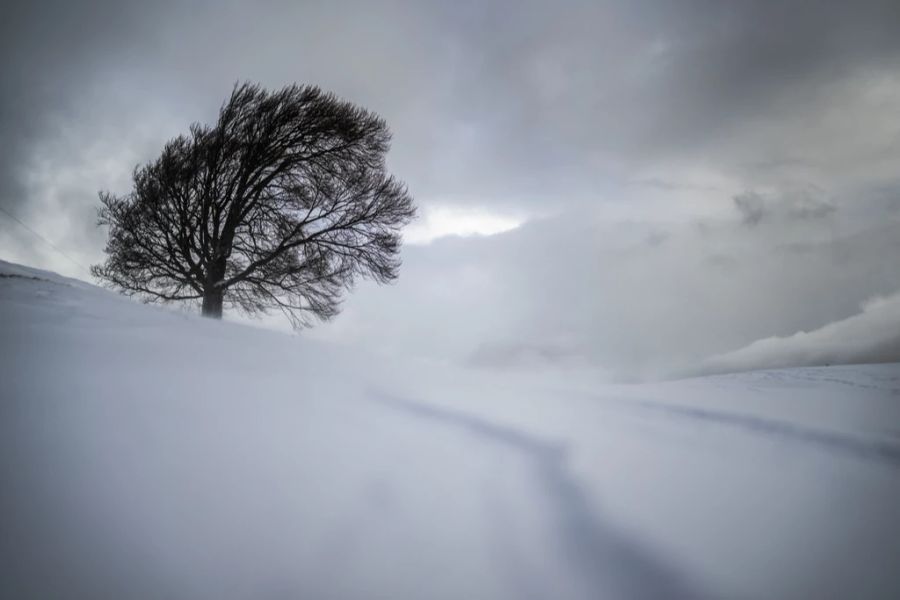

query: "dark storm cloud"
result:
(4, 0), (900, 217)
(414, 0), (900, 193)
(0, 0), (173, 212)
(628, 0), (900, 154)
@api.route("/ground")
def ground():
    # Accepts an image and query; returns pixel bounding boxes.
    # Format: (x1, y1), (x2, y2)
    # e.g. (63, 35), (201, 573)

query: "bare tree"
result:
(92, 82), (415, 327)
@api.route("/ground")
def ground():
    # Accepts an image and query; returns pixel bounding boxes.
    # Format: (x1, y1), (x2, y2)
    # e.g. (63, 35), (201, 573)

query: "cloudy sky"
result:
(3, 0), (900, 379)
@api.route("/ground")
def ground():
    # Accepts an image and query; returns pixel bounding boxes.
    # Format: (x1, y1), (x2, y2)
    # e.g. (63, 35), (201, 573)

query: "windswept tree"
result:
(93, 82), (415, 327)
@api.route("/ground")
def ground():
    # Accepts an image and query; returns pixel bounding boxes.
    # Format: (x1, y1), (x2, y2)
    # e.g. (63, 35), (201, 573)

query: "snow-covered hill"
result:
(2, 259), (899, 599)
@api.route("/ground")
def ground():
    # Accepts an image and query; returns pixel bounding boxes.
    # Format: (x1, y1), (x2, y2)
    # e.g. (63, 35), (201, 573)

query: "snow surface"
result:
(2, 258), (899, 599)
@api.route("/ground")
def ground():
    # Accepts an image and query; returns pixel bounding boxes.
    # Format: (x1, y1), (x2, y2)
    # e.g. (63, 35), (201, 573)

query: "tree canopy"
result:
(92, 82), (415, 327)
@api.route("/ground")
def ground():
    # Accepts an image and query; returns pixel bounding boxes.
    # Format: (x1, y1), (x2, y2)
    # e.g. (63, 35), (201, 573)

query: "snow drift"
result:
(2, 259), (900, 599)
(703, 291), (900, 374)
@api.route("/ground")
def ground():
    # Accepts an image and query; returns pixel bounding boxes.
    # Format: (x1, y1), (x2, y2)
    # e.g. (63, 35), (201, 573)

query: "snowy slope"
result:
(2, 259), (899, 600)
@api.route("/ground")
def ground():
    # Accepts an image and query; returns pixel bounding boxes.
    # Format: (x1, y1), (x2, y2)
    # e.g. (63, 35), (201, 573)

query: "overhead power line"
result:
(0, 204), (92, 277)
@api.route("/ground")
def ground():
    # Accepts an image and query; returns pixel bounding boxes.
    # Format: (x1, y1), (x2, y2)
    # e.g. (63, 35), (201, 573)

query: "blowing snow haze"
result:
(3, 0), (900, 379)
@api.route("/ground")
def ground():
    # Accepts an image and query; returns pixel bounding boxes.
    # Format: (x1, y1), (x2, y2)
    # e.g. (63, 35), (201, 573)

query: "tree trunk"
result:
(201, 288), (224, 319)
(201, 257), (227, 319)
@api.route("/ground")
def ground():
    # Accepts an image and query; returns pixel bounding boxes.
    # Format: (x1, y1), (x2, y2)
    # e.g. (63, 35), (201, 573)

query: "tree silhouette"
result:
(93, 82), (415, 327)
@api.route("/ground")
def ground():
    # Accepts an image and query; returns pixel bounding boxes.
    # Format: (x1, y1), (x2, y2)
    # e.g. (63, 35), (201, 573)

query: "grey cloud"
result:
(733, 188), (836, 227)
(734, 192), (766, 226)
(429, 1), (900, 178)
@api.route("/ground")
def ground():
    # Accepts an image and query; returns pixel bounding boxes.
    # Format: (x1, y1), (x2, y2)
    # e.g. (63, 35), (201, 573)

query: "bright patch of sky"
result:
(404, 204), (527, 244)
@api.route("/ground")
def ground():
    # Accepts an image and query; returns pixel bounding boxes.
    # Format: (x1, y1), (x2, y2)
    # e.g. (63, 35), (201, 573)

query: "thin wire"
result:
(0, 204), (92, 276)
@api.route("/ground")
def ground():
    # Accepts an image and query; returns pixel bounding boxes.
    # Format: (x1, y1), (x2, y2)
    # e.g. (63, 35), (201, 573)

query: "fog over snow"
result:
(2, 0), (900, 377)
